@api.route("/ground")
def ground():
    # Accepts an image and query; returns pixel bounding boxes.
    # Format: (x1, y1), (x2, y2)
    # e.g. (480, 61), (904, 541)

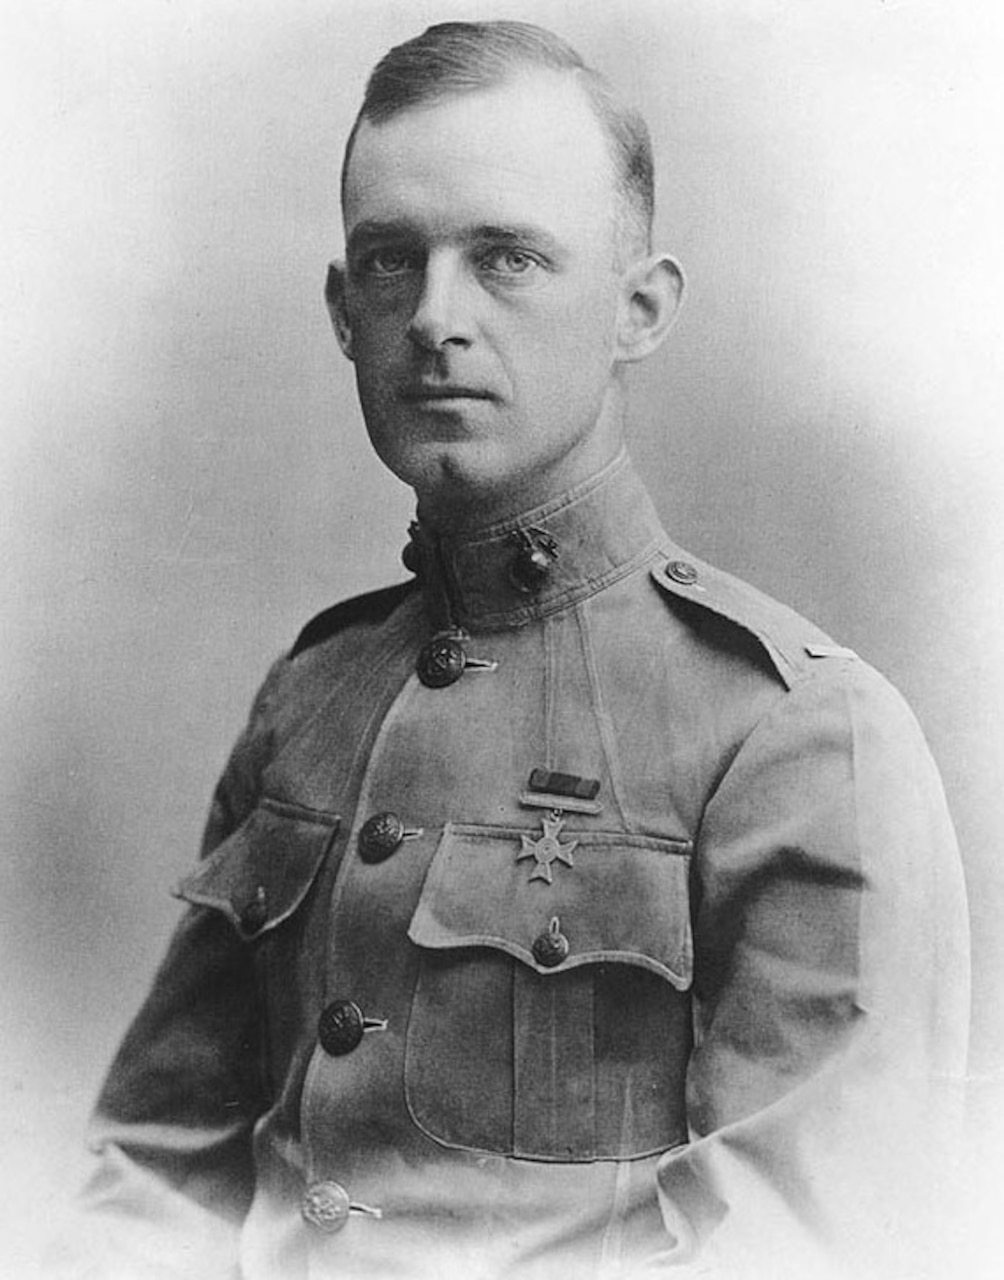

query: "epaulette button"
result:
(666, 560), (699, 585)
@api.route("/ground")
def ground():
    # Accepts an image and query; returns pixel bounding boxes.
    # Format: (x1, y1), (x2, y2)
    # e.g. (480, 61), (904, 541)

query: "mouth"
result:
(399, 384), (496, 404)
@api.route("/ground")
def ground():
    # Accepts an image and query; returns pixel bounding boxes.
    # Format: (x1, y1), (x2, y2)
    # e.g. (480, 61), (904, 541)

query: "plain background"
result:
(3, 0), (1003, 1273)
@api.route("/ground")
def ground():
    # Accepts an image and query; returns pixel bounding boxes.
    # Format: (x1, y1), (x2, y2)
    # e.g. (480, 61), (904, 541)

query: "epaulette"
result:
(650, 550), (857, 691)
(290, 580), (417, 659)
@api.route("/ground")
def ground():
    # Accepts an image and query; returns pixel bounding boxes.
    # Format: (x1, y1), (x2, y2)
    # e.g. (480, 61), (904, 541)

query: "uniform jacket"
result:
(75, 453), (969, 1280)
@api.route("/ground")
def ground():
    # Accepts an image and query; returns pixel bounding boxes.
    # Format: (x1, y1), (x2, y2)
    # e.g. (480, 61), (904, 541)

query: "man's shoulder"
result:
(647, 545), (934, 769)
(289, 579), (418, 659)
(649, 545), (859, 692)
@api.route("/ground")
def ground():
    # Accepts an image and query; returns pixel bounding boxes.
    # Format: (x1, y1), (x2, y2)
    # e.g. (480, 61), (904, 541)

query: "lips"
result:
(399, 383), (496, 403)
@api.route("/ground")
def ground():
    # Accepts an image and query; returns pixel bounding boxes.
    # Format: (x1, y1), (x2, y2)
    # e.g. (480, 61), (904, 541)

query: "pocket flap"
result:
(408, 822), (693, 990)
(175, 797), (339, 940)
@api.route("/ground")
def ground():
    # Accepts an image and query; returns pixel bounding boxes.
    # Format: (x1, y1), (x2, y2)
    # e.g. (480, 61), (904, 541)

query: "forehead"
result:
(342, 72), (618, 243)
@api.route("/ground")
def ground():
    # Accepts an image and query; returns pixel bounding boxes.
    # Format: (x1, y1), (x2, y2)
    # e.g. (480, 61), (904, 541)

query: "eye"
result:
(479, 247), (543, 277)
(360, 247), (422, 277)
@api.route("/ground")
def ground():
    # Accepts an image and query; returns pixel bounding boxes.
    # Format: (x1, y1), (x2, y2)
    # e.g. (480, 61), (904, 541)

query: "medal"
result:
(516, 815), (578, 885)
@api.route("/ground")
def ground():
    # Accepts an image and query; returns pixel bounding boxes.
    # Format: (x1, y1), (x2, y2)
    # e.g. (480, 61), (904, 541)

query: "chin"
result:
(407, 443), (497, 495)
(380, 440), (534, 519)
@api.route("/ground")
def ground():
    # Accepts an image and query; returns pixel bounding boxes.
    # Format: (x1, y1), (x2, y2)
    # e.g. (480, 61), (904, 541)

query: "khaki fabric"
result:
(71, 455), (968, 1279)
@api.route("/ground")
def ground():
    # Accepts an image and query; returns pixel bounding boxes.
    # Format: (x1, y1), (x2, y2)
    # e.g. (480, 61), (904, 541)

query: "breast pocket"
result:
(405, 822), (694, 1162)
(174, 797), (341, 1096)
(174, 796), (340, 941)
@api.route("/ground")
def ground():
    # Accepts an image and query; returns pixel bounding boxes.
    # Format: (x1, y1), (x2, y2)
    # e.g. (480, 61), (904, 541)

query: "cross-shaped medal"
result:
(516, 815), (578, 885)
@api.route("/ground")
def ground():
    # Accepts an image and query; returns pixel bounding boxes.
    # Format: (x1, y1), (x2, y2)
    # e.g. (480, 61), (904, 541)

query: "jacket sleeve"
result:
(56, 661), (286, 1279)
(651, 659), (970, 1279)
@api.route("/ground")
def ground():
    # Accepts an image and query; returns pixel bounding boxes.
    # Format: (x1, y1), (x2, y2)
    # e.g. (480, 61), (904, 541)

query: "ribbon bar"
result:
(527, 769), (601, 801)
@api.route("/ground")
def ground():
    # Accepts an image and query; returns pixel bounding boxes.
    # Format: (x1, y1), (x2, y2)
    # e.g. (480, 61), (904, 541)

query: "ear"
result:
(325, 262), (354, 361)
(613, 254), (684, 364)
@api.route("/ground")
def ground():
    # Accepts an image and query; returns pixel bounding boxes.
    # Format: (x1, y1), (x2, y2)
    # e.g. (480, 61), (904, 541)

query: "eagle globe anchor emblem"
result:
(516, 815), (578, 885)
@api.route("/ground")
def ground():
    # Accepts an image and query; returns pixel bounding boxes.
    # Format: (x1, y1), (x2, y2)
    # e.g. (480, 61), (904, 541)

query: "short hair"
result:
(341, 20), (655, 256)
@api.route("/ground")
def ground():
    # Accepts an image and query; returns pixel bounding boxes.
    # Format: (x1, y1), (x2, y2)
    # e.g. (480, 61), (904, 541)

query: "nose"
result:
(407, 251), (474, 352)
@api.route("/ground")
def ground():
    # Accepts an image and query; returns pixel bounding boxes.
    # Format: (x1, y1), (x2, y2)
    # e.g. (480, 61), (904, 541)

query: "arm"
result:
(60, 663), (284, 1279)
(653, 661), (970, 1278)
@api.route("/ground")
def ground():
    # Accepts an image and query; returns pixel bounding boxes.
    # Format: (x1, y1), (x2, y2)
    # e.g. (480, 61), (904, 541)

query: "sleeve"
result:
(51, 660), (287, 1280)
(649, 661), (970, 1280)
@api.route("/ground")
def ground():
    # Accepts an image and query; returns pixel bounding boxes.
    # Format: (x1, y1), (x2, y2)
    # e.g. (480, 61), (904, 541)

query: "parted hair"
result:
(341, 20), (655, 254)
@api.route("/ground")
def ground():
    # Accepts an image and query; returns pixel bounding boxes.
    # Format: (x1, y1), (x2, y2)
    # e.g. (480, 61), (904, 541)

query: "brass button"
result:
(238, 886), (267, 936)
(358, 812), (421, 863)
(317, 993), (389, 1054)
(318, 999), (388, 1056)
(401, 541), (420, 575)
(302, 1180), (351, 1233)
(318, 1000), (365, 1056)
(665, 559), (699, 585)
(401, 522), (421, 577)
(416, 634), (467, 688)
(532, 916), (570, 969)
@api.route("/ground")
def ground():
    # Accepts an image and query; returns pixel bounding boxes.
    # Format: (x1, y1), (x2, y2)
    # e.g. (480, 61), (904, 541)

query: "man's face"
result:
(335, 72), (630, 522)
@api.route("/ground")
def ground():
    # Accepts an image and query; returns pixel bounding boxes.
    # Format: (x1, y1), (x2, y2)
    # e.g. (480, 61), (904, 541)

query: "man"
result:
(75, 20), (968, 1280)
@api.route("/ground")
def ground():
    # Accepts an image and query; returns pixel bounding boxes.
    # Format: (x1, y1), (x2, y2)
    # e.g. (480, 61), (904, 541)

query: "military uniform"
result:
(79, 453), (969, 1279)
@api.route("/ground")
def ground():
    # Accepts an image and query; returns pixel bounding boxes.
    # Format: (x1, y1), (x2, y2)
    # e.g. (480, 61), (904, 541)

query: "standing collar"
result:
(403, 451), (667, 631)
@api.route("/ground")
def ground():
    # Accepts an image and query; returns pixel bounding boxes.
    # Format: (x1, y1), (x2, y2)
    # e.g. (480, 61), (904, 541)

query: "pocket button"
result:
(532, 916), (570, 968)
(238, 886), (268, 935)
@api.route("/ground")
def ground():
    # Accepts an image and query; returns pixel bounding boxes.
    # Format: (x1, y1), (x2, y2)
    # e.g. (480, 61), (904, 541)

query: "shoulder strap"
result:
(650, 553), (856, 691)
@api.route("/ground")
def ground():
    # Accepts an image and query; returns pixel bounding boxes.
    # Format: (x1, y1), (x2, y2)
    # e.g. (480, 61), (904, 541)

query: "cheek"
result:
(346, 288), (412, 357)
(545, 278), (619, 350)
(516, 306), (616, 388)
(350, 332), (411, 408)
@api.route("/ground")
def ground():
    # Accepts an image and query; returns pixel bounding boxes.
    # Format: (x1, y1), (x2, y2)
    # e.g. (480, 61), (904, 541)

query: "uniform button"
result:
(401, 541), (420, 575)
(301, 1181), (383, 1232)
(511, 545), (552, 593)
(401, 523), (421, 577)
(239, 886), (268, 935)
(318, 999), (365, 1056)
(358, 812), (422, 863)
(302, 1180), (351, 1233)
(317, 999), (389, 1056)
(665, 559), (699, 585)
(416, 634), (467, 688)
(532, 916), (570, 968)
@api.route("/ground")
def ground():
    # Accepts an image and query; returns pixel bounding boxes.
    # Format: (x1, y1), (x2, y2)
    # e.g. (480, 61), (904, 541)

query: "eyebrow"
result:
(475, 225), (565, 259)
(346, 220), (565, 259)
(346, 220), (419, 253)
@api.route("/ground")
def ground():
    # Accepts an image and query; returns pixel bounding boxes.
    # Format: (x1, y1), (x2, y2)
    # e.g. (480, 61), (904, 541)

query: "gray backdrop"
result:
(3, 0), (1002, 1273)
